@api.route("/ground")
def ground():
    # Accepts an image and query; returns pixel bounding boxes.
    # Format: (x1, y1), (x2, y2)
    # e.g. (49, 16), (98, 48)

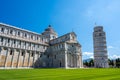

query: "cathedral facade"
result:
(0, 23), (83, 68)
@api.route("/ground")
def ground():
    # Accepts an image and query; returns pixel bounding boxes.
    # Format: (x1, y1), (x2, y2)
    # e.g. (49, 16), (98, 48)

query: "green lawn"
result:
(0, 68), (120, 80)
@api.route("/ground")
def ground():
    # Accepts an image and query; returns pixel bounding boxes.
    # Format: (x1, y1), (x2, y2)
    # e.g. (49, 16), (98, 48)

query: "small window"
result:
(1, 37), (3, 42)
(40, 54), (42, 57)
(41, 38), (44, 42)
(72, 45), (74, 47)
(43, 46), (46, 49)
(10, 30), (13, 34)
(62, 44), (64, 48)
(10, 50), (13, 55)
(18, 32), (20, 36)
(94, 34), (97, 37)
(0, 48), (2, 52)
(8, 39), (10, 43)
(47, 63), (49, 66)
(1, 28), (4, 32)
(99, 30), (101, 32)
(37, 45), (39, 48)
(54, 55), (56, 59)
(99, 33), (102, 36)
(31, 53), (34, 57)
(29, 43), (31, 46)
(37, 36), (39, 40)
(65, 36), (67, 39)
(14, 40), (16, 44)
(25, 33), (27, 37)
(31, 35), (33, 39)
(21, 52), (24, 56)
(19, 41), (21, 45)
(72, 36), (74, 40)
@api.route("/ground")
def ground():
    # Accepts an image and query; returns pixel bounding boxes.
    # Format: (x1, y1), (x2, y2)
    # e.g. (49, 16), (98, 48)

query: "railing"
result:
(0, 42), (43, 52)
(0, 33), (48, 45)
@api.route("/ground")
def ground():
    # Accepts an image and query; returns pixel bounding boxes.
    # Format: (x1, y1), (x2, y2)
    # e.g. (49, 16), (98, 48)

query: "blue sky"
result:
(0, 0), (120, 59)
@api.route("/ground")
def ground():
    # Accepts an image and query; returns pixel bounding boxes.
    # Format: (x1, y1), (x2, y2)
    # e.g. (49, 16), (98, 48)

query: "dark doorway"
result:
(60, 62), (61, 67)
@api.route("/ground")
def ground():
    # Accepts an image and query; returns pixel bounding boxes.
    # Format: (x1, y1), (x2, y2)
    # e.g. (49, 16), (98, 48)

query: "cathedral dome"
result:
(45, 25), (55, 33)
(42, 25), (58, 40)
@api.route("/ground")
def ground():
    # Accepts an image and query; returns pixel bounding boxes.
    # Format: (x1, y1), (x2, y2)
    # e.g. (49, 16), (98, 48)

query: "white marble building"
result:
(93, 26), (109, 68)
(0, 23), (83, 68)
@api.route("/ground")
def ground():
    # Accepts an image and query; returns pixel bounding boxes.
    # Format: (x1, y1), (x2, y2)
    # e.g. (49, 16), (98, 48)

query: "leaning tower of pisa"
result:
(93, 26), (109, 68)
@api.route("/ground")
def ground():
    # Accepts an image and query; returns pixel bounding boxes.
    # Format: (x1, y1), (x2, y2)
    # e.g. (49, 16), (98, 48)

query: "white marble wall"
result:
(43, 32), (83, 68)
(0, 23), (48, 44)
(0, 23), (83, 69)
(0, 23), (48, 68)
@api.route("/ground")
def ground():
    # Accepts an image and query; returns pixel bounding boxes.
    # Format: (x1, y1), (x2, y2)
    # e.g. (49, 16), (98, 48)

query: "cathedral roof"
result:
(45, 25), (55, 32)
(42, 25), (57, 36)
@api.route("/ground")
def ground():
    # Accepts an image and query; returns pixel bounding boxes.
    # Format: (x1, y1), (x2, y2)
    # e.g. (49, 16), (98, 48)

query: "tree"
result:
(83, 59), (94, 67)
(108, 59), (114, 67)
(116, 58), (120, 68)
(83, 61), (89, 67)
(89, 59), (94, 67)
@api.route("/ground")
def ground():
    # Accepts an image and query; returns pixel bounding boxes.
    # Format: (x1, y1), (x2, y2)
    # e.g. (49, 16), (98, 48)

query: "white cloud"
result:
(109, 55), (120, 59)
(83, 52), (93, 56)
(108, 46), (114, 49)
(83, 52), (94, 59)
(90, 56), (94, 59)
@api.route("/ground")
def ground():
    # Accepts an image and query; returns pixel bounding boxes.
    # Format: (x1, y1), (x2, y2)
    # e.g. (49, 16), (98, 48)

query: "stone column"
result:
(74, 54), (76, 68)
(22, 50), (27, 67)
(17, 50), (21, 68)
(78, 55), (81, 68)
(76, 55), (78, 67)
(74, 55), (77, 67)
(70, 53), (72, 67)
(75, 54), (78, 68)
(0, 47), (3, 66)
(4, 48), (10, 67)
(67, 53), (69, 67)
(70, 54), (72, 67)
(73, 54), (77, 67)
(72, 55), (74, 67)
(80, 54), (83, 68)
(28, 51), (31, 67)
(11, 49), (16, 68)
(65, 51), (67, 68)
(33, 51), (36, 68)
(73, 55), (75, 67)
(0, 47), (3, 55)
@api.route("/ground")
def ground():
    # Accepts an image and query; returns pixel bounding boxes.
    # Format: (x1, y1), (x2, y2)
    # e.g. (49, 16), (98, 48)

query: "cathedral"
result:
(0, 23), (83, 69)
